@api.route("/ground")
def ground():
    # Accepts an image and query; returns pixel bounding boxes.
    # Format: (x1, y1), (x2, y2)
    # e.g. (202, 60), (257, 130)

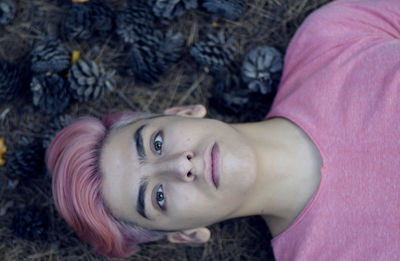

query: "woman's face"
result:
(100, 115), (257, 231)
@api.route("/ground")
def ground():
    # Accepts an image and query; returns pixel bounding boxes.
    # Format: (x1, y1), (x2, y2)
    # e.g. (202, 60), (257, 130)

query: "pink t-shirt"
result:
(265, 0), (400, 260)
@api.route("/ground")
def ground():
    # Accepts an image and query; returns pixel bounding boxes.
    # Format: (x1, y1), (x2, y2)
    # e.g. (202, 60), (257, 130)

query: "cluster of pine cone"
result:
(0, 35), (115, 115)
(3, 114), (73, 240)
(1, 0), (283, 116)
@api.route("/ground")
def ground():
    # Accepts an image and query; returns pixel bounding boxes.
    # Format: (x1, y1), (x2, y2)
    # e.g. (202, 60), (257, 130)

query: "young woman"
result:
(46, 0), (400, 259)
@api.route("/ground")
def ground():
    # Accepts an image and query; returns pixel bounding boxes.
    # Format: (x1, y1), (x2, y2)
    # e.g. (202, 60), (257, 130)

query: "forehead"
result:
(100, 119), (141, 220)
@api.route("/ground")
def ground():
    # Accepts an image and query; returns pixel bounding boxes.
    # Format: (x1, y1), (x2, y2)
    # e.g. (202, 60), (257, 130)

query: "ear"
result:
(167, 227), (211, 244)
(163, 104), (206, 118)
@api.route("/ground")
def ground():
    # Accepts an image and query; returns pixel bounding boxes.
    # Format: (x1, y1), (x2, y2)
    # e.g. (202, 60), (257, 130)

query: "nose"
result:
(157, 151), (195, 181)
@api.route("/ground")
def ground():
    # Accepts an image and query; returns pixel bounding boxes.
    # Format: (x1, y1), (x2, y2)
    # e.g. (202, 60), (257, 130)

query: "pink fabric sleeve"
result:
(266, 0), (400, 260)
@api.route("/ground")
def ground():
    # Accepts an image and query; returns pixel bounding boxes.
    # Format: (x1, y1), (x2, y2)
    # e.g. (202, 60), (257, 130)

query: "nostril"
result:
(187, 154), (192, 160)
(187, 171), (192, 178)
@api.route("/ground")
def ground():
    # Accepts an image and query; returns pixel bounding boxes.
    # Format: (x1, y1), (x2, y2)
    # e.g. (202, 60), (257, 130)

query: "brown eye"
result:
(153, 132), (163, 155)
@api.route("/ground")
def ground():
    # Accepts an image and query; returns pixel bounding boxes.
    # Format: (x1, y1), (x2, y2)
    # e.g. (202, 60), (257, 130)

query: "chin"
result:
(222, 146), (257, 192)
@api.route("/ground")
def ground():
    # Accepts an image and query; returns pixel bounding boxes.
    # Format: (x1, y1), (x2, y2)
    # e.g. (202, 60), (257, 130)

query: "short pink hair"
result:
(46, 111), (162, 258)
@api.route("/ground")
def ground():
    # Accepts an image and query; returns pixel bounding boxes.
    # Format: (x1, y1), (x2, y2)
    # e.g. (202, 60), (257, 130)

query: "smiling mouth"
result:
(211, 143), (220, 188)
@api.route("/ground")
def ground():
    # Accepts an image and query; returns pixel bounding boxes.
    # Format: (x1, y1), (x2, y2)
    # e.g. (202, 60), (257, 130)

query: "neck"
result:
(230, 118), (322, 236)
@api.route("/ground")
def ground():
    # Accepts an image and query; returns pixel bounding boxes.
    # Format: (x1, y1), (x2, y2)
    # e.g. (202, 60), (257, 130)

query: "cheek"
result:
(164, 129), (193, 154)
(168, 185), (200, 213)
(168, 186), (215, 219)
(168, 185), (237, 225)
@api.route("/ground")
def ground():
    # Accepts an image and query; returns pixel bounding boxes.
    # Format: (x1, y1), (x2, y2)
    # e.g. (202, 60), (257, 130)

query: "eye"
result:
(153, 132), (163, 155)
(156, 185), (166, 209)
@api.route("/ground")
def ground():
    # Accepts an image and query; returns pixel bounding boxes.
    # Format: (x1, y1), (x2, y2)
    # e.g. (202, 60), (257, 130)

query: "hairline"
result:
(112, 114), (167, 131)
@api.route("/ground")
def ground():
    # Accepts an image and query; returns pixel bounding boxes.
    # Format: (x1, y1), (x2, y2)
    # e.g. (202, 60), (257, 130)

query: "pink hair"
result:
(46, 111), (162, 258)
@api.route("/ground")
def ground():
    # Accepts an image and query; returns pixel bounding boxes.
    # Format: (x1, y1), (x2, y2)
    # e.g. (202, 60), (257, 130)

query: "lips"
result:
(210, 143), (220, 188)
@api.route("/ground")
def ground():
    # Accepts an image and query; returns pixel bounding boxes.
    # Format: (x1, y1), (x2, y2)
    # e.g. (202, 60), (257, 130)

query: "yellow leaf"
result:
(0, 137), (6, 167)
(0, 137), (6, 153)
(71, 50), (81, 65)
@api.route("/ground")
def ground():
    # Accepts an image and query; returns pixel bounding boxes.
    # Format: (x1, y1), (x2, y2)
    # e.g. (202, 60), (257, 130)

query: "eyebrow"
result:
(136, 176), (150, 220)
(133, 114), (171, 164)
(134, 124), (147, 164)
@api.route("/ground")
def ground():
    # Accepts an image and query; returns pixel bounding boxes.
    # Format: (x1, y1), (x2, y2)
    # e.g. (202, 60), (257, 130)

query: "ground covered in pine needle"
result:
(0, 0), (331, 260)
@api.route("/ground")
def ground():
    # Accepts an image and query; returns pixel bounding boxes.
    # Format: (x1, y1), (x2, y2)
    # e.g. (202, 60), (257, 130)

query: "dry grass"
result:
(0, 0), (332, 260)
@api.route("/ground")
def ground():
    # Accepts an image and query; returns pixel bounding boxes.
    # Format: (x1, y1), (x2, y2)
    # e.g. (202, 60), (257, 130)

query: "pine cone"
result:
(0, 0), (16, 25)
(210, 69), (249, 115)
(64, 1), (92, 40)
(30, 73), (71, 114)
(161, 30), (185, 64)
(31, 39), (71, 74)
(42, 114), (73, 149)
(202, 0), (246, 20)
(211, 69), (276, 120)
(241, 45), (283, 95)
(5, 140), (45, 181)
(152, 0), (197, 23)
(90, 0), (115, 38)
(49, 0), (72, 6)
(11, 205), (49, 240)
(131, 30), (184, 83)
(116, 2), (155, 44)
(0, 61), (28, 101)
(190, 30), (236, 73)
(68, 59), (111, 102)
(64, 0), (115, 40)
